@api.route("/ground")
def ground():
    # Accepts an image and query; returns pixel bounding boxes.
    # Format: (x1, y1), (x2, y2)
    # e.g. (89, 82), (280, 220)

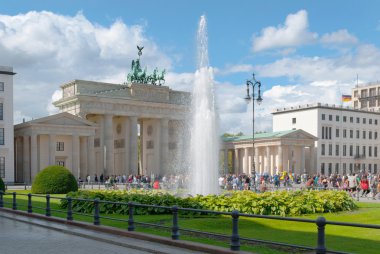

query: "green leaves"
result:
(60, 189), (357, 217)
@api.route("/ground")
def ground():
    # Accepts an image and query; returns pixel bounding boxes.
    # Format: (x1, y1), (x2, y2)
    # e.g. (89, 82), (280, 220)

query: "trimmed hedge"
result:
(32, 165), (78, 194)
(61, 189), (357, 216)
(0, 177), (4, 192)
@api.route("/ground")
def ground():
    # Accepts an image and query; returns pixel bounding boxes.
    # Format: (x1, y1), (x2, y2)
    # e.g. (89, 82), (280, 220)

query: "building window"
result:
(56, 160), (65, 167)
(356, 146), (360, 156)
(335, 163), (339, 174)
(343, 163), (347, 175)
(336, 115), (339, 122)
(343, 116), (347, 122)
(328, 144), (332, 156)
(350, 130), (353, 138)
(0, 157), (4, 178)
(321, 144), (325, 156)
(375, 132), (378, 140)
(0, 103), (3, 120)
(343, 129), (346, 138)
(94, 138), (100, 147)
(369, 119), (372, 124)
(56, 142), (64, 151)
(0, 128), (4, 145)
(369, 164), (372, 173)
(329, 115), (333, 121)
(362, 146), (366, 157)
(336, 128), (339, 138)
(363, 118), (366, 124)
(356, 130), (360, 139)
(343, 145), (347, 156)
(329, 127), (332, 139)
(321, 163), (325, 175)
(350, 117), (354, 123)
(375, 164), (378, 174)
(369, 131), (372, 139)
(375, 146), (378, 157)
(356, 117), (360, 123)
(322, 127), (325, 139)
(349, 163), (353, 174)
(363, 131), (366, 139)
(322, 114), (325, 120)
(292, 118), (296, 124)
(0, 82), (4, 91)
(375, 119), (378, 125)
(369, 146), (372, 157)
(335, 144), (339, 156)
(147, 140), (154, 149)
(350, 145), (353, 156)
(328, 163), (332, 175)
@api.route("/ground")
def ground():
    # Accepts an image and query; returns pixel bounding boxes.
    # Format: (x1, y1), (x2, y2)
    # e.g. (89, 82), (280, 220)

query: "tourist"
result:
(94, 174), (98, 183)
(360, 176), (370, 197)
(370, 175), (378, 200)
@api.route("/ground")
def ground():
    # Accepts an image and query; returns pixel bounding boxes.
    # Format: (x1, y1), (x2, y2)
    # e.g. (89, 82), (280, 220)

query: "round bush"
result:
(0, 177), (4, 192)
(32, 165), (78, 194)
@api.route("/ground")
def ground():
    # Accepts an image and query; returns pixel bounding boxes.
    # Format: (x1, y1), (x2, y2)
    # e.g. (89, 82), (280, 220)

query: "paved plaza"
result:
(0, 212), (204, 254)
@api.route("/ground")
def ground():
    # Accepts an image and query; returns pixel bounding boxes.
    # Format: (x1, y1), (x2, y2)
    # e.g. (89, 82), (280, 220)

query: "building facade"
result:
(273, 103), (380, 176)
(53, 80), (189, 178)
(222, 130), (317, 176)
(0, 66), (15, 182)
(352, 82), (380, 110)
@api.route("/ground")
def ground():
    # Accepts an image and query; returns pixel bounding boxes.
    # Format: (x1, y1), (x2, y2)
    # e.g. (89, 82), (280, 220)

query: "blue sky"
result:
(1, 1), (380, 133)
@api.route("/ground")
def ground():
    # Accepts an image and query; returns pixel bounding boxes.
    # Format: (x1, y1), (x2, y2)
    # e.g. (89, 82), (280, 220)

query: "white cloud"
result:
(0, 11), (171, 123)
(320, 29), (358, 45)
(252, 10), (317, 52)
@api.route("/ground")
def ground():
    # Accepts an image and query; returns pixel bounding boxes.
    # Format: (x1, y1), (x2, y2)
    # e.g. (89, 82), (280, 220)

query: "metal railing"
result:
(0, 191), (379, 254)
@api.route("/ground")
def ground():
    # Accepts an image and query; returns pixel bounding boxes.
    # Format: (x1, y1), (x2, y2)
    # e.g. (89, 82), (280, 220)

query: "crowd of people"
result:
(78, 171), (380, 200)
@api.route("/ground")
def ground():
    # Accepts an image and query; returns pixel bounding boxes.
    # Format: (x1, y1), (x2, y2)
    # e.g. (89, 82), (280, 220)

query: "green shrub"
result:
(32, 165), (78, 194)
(61, 189), (357, 216)
(0, 177), (4, 192)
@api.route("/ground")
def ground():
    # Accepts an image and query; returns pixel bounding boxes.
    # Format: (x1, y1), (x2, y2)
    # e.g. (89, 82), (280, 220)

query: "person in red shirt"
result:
(360, 176), (370, 197)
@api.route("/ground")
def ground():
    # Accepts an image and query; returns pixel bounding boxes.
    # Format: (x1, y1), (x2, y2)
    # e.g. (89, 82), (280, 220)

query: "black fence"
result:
(0, 191), (379, 254)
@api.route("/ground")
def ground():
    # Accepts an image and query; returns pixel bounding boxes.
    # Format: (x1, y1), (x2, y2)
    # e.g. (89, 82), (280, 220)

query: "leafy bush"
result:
(32, 165), (78, 194)
(61, 189), (204, 215)
(61, 189), (357, 216)
(0, 177), (4, 192)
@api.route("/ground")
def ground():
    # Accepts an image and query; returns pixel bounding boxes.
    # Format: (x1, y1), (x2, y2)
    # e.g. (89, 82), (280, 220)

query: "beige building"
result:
(0, 66), (15, 182)
(222, 129), (317, 176)
(14, 80), (190, 183)
(352, 81), (380, 110)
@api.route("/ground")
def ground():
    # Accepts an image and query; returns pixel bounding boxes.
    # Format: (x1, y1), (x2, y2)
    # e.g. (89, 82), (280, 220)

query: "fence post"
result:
(230, 210), (240, 251)
(12, 192), (17, 210)
(46, 194), (51, 216)
(316, 217), (327, 254)
(127, 202), (135, 231)
(171, 205), (180, 240)
(27, 193), (32, 213)
(0, 191), (3, 208)
(94, 198), (100, 225)
(67, 197), (73, 221)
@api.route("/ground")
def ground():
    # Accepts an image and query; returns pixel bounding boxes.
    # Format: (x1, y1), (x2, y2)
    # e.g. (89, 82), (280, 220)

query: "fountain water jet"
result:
(189, 15), (220, 196)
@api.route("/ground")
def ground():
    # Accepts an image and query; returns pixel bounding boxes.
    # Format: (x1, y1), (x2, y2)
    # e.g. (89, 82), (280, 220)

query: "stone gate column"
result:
(23, 136), (30, 183)
(234, 149), (239, 173)
(49, 134), (56, 165)
(104, 114), (114, 176)
(129, 116), (138, 175)
(122, 117), (130, 175)
(244, 148), (249, 175)
(278, 146), (283, 171)
(301, 146), (305, 174)
(224, 149), (228, 173)
(265, 146), (270, 173)
(160, 118), (169, 176)
(30, 134), (38, 181)
(72, 135), (80, 178)
(87, 135), (95, 177)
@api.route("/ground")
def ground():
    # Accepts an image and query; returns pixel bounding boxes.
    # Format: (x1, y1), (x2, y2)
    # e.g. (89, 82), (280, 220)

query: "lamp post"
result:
(244, 73), (263, 192)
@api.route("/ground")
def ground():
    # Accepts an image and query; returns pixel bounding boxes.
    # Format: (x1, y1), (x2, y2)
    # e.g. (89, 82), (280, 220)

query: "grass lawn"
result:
(1, 190), (379, 254)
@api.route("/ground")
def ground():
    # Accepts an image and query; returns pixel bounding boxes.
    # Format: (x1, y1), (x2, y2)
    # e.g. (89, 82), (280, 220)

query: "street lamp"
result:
(244, 73), (263, 192)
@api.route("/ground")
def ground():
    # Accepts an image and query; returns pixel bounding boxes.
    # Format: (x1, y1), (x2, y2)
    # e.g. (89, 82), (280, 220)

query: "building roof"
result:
(272, 102), (380, 115)
(222, 129), (300, 142)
